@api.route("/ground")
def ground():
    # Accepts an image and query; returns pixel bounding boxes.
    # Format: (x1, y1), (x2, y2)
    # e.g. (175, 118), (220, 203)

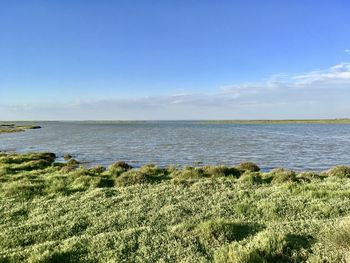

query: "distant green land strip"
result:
(0, 124), (41, 134)
(203, 119), (350, 124)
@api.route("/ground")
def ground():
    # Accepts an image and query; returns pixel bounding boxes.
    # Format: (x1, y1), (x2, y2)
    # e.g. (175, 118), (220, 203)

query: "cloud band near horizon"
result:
(1, 63), (350, 120)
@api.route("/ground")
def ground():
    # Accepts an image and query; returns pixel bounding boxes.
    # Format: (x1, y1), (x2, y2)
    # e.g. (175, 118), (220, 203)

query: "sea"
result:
(1, 121), (349, 171)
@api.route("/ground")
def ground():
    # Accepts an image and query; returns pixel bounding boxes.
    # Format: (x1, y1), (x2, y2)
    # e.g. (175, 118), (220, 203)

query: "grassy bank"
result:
(1, 153), (350, 262)
(0, 124), (41, 134)
(203, 119), (350, 124)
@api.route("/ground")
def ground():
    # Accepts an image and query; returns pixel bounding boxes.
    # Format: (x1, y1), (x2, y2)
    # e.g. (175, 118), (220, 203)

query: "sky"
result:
(1, 0), (350, 120)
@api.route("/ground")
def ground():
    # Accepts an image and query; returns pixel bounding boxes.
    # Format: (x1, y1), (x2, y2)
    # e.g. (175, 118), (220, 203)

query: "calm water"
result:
(1, 121), (349, 171)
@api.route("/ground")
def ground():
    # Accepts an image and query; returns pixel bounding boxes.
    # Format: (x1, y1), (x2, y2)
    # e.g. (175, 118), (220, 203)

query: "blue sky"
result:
(1, 0), (350, 120)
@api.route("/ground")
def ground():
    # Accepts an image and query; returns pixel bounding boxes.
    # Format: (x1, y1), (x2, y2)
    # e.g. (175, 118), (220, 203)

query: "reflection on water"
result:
(0, 121), (349, 171)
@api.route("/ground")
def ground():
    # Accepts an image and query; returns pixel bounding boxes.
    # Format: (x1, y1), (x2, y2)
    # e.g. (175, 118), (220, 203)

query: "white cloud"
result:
(221, 62), (350, 96)
(1, 63), (350, 120)
(345, 49), (350, 54)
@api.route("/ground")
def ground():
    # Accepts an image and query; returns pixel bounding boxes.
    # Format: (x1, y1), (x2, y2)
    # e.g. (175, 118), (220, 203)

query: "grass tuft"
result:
(236, 162), (260, 172)
(326, 165), (350, 178)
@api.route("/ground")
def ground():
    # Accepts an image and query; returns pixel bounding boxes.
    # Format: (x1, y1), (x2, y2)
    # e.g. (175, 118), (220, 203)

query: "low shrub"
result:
(139, 164), (166, 177)
(203, 165), (241, 178)
(37, 152), (56, 162)
(88, 165), (106, 175)
(108, 161), (132, 176)
(109, 161), (132, 170)
(326, 166), (350, 178)
(60, 159), (81, 174)
(297, 171), (322, 181)
(60, 165), (78, 173)
(238, 171), (263, 185)
(94, 177), (115, 188)
(67, 159), (80, 166)
(115, 170), (156, 186)
(236, 162), (260, 172)
(269, 168), (298, 183)
(171, 167), (206, 184)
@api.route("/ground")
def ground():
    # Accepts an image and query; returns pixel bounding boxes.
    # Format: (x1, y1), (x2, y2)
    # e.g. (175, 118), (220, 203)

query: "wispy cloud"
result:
(345, 49), (350, 54)
(1, 63), (350, 120)
(222, 62), (350, 96)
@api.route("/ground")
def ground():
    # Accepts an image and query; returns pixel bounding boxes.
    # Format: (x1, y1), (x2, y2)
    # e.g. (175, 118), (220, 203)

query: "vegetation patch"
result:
(236, 162), (260, 172)
(0, 123), (41, 134)
(238, 171), (263, 185)
(326, 165), (350, 178)
(268, 168), (298, 183)
(195, 219), (261, 244)
(0, 152), (350, 262)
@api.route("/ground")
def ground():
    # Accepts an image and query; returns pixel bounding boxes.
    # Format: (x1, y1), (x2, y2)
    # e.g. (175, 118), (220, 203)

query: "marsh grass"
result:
(1, 152), (350, 262)
(236, 162), (260, 172)
(326, 165), (350, 178)
(238, 171), (263, 185)
(0, 124), (41, 134)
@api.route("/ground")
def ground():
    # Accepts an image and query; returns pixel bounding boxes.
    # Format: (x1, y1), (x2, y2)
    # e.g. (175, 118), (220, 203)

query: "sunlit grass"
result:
(0, 152), (350, 262)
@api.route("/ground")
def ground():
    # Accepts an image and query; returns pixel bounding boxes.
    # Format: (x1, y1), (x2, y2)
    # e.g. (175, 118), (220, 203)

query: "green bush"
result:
(60, 165), (78, 173)
(108, 161), (132, 176)
(269, 168), (298, 183)
(139, 164), (166, 177)
(109, 161), (132, 170)
(236, 162), (260, 172)
(171, 167), (206, 184)
(203, 165), (241, 178)
(67, 159), (80, 166)
(297, 171), (322, 181)
(88, 165), (106, 175)
(238, 171), (263, 185)
(326, 166), (350, 178)
(115, 170), (156, 186)
(94, 177), (115, 188)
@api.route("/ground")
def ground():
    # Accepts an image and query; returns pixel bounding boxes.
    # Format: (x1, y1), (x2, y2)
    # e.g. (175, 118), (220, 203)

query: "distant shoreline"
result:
(1, 119), (350, 124)
(0, 124), (41, 134)
(203, 119), (350, 124)
(1, 119), (350, 133)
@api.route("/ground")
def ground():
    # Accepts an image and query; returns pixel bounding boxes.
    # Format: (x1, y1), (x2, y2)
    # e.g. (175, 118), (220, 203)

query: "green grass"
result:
(0, 123), (41, 134)
(1, 152), (350, 262)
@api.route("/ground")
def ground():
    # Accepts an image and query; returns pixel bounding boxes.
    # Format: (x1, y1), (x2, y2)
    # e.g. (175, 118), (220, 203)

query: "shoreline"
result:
(0, 149), (344, 172)
(0, 151), (349, 182)
(203, 118), (350, 124)
(0, 124), (41, 134)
